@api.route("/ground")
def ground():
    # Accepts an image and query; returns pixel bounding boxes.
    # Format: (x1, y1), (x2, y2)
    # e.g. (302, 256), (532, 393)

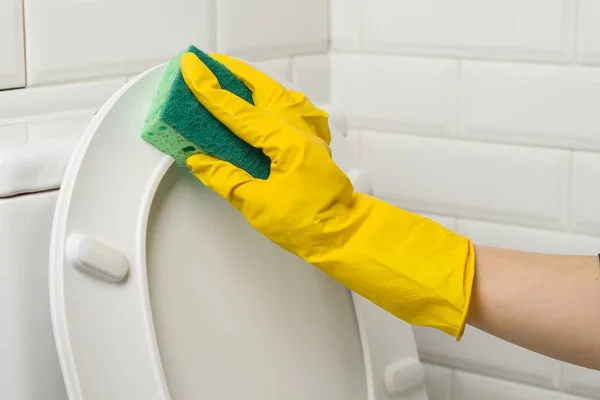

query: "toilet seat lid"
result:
(48, 61), (427, 400)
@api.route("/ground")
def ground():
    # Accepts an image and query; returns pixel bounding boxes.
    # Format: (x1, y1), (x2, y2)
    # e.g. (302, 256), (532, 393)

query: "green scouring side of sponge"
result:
(141, 45), (271, 179)
(140, 53), (198, 165)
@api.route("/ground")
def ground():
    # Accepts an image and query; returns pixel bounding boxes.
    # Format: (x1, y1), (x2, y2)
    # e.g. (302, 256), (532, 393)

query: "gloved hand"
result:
(180, 52), (476, 339)
(203, 53), (332, 145)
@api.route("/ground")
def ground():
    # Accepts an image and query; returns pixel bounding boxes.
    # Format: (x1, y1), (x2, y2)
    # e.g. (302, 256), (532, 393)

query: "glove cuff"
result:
(307, 193), (476, 339)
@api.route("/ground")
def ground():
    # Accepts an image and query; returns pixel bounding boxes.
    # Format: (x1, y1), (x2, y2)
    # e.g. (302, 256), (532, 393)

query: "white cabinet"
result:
(0, 0), (25, 89)
(23, 0), (215, 85)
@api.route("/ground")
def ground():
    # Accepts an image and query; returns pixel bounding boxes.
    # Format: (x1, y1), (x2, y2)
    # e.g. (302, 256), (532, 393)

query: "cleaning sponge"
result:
(141, 45), (271, 179)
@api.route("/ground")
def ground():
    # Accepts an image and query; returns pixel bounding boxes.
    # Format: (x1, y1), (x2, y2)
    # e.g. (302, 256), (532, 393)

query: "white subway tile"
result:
(253, 58), (292, 82)
(578, 1), (600, 64)
(562, 363), (600, 399)
(24, 0), (214, 85)
(454, 371), (589, 400)
(456, 219), (600, 255)
(216, 0), (328, 60)
(324, 105), (349, 138)
(364, 0), (574, 62)
(330, 0), (362, 50)
(415, 326), (560, 389)
(422, 363), (452, 400)
(331, 54), (458, 135)
(572, 152), (600, 236)
(0, 0), (25, 89)
(361, 132), (569, 229)
(292, 54), (330, 104)
(0, 78), (126, 124)
(344, 130), (362, 164)
(461, 61), (600, 150)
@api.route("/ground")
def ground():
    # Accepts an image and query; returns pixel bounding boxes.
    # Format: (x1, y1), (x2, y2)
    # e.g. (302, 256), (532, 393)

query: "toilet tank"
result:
(0, 114), (93, 400)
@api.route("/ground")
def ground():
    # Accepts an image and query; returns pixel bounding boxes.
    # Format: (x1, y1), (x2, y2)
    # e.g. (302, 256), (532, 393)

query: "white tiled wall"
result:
(331, 1), (600, 399)
(0, 0), (328, 181)
(0, 7), (325, 102)
(3, 1), (600, 400)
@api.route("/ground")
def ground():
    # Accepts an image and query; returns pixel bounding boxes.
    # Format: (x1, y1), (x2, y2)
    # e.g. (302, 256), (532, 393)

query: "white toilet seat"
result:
(49, 62), (428, 400)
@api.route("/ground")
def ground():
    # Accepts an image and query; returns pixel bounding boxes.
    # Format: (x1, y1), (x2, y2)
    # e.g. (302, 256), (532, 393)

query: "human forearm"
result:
(467, 245), (600, 370)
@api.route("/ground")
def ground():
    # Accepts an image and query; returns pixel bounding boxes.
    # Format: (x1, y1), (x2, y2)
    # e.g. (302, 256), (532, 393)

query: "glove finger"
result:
(291, 111), (332, 145)
(208, 53), (332, 145)
(208, 53), (291, 109)
(186, 153), (255, 209)
(179, 51), (223, 92)
(181, 52), (293, 160)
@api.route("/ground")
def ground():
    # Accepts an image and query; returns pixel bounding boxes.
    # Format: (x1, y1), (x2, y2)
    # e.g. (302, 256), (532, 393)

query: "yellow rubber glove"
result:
(209, 53), (331, 145)
(181, 52), (476, 339)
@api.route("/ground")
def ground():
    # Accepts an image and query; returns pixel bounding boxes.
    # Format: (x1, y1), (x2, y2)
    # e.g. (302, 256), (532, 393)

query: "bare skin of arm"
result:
(466, 245), (600, 370)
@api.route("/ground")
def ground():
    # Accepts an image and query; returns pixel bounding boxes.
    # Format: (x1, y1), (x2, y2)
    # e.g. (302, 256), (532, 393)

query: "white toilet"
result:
(2, 61), (429, 400)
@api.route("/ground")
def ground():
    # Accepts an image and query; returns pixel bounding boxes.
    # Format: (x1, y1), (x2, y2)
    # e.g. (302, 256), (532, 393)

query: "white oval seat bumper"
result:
(49, 61), (428, 400)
